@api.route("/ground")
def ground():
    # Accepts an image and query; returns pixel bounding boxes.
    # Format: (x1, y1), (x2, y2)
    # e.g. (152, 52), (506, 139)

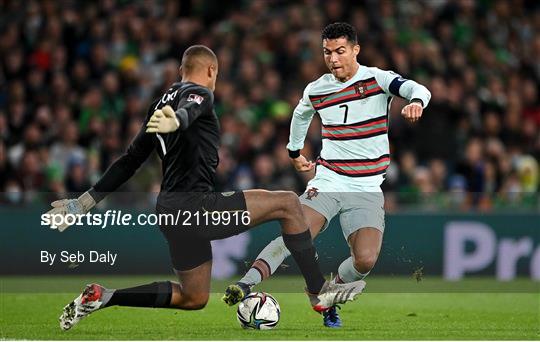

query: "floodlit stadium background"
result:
(0, 1), (539, 281)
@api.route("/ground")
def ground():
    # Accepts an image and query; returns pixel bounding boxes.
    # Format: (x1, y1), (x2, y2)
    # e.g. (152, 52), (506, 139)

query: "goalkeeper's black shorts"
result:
(156, 191), (249, 271)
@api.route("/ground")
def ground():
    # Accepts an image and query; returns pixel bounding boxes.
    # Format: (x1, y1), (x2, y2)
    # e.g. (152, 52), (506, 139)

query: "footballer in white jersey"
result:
(224, 22), (431, 328)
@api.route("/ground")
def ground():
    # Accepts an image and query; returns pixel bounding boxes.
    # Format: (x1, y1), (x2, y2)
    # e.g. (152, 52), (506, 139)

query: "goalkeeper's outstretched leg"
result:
(59, 261), (212, 330)
(222, 205), (326, 306)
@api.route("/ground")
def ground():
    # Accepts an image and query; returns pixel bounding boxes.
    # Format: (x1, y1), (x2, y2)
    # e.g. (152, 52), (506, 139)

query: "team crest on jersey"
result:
(187, 93), (204, 104)
(305, 187), (319, 201)
(355, 83), (367, 98)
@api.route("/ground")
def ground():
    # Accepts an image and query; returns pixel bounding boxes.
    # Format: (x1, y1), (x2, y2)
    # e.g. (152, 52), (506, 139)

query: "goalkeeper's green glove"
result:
(145, 105), (180, 133)
(45, 191), (96, 232)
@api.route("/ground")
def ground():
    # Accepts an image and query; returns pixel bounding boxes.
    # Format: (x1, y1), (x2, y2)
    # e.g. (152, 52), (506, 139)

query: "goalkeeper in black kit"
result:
(45, 45), (366, 331)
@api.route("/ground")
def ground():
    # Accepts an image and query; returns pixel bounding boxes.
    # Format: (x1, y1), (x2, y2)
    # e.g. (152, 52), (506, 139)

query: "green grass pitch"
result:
(1, 275), (539, 340)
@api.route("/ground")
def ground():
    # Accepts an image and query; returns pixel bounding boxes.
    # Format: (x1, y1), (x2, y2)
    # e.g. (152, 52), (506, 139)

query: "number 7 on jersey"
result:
(339, 104), (348, 123)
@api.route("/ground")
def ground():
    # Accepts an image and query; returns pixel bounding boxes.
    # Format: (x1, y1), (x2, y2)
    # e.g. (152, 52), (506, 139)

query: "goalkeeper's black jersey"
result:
(91, 82), (220, 208)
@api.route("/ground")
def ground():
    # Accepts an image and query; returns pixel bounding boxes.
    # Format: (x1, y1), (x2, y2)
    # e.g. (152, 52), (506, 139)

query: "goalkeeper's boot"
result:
(322, 305), (342, 328)
(59, 283), (105, 330)
(309, 279), (365, 312)
(222, 282), (252, 306)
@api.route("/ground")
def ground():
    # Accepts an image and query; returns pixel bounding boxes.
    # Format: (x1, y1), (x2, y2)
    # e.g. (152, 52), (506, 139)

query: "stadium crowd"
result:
(0, 0), (539, 211)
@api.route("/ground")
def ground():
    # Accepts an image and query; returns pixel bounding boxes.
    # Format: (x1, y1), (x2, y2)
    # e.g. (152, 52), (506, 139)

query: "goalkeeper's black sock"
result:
(103, 281), (172, 308)
(282, 230), (325, 294)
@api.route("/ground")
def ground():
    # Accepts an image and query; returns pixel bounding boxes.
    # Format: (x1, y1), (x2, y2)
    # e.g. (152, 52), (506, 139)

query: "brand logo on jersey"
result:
(221, 191), (235, 197)
(305, 187), (319, 201)
(161, 89), (178, 104)
(187, 93), (204, 104)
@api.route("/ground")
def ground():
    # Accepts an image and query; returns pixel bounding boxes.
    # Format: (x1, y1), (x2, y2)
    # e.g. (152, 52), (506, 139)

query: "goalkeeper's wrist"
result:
(78, 191), (97, 212)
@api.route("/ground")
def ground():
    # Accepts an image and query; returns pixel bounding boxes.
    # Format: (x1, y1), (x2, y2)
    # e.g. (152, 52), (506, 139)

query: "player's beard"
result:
(331, 67), (347, 82)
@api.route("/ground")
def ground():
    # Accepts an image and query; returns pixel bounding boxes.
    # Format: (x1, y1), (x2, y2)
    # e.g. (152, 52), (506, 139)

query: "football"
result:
(236, 292), (280, 330)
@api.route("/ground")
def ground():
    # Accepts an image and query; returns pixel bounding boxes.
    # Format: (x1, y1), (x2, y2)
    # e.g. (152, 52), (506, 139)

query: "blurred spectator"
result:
(7, 123), (42, 167)
(0, 141), (14, 191)
(2, 179), (24, 206)
(65, 158), (91, 194)
(0, 0), (537, 211)
(49, 121), (85, 177)
(429, 159), (448, 192)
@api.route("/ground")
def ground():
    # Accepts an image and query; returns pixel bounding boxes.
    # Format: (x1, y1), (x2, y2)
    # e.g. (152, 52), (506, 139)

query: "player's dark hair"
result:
(321, 22), (357, 44)
(181, 45), (217, 73)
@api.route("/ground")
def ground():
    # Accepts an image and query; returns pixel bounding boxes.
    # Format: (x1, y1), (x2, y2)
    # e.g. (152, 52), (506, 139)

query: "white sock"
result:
(335, 256), (370, 283)
(239, 236), (291, 285)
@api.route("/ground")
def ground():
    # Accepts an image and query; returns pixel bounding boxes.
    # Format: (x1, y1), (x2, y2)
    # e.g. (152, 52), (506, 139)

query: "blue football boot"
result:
(322, 305), (342, 328)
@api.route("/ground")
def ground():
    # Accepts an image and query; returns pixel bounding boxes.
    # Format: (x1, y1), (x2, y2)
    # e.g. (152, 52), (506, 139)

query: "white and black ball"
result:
(236, 292), (280, 330)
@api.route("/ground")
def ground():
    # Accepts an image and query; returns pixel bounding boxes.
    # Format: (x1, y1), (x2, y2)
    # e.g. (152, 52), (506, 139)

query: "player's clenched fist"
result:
(145, 105), (180, 133)
(291, 155), (316, 172)
(401, 101), (423, 123)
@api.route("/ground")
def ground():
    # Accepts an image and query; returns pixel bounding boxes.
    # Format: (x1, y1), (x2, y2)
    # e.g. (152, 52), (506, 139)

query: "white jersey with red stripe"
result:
(287, 63), (431, 190)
